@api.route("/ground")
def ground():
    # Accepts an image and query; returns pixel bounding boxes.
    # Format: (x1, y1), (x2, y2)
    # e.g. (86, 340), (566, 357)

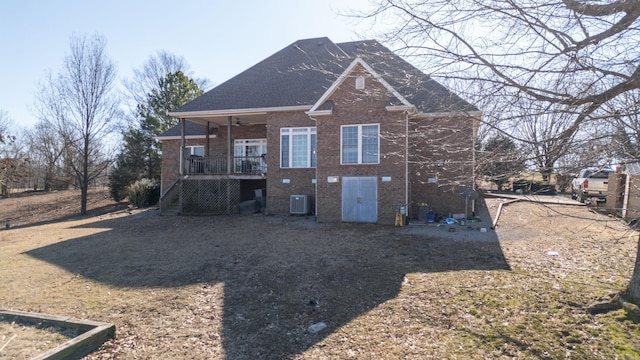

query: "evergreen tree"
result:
(109, 70), (204, 201)
(143, 71), (204, 134)
(479, 135), (524, 191)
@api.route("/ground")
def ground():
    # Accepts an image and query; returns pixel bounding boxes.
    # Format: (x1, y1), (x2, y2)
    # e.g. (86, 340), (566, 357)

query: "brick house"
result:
(158, 37), (480, 223)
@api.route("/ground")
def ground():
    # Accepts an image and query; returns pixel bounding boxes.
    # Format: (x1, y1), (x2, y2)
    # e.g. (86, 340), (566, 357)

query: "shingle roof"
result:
(172, 37), (477, 114)
(173, 37), (348, 112)
(338, 40), (476, 113)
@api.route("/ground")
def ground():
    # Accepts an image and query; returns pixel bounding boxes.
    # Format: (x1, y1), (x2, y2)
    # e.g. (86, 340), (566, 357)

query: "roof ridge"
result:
(170, 36), (477, 115)
(336, 39), (375, 45)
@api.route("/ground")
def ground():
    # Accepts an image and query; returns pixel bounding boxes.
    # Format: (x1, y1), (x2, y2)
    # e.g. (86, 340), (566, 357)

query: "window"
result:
(186, 146), (204, 157)
(234, 139), (267, 173)
(234, 139), (267, 158)
(281, 127), (316, 168)
(341, 124), (379, 164)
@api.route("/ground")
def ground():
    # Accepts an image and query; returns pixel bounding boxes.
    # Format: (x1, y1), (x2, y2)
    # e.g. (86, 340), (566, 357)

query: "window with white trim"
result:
(341, 124), (379, 164)
(186, 146), (204, 157)
(234, 139), (267, 158)
(280, 127), (316, 168)
(234, 138), (267, 173)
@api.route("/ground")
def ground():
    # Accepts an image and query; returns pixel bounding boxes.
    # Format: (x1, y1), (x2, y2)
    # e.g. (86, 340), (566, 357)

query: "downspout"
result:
(309, 115), (318, 220)
(179, 118), (186, 176)
(405, 110), (409, 219)
(179, 118), (186, 215)
(471, 114), (479, 216)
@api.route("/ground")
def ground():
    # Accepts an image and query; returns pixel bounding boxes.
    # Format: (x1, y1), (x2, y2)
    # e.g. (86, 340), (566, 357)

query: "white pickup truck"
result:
(571, 168), (614, 203)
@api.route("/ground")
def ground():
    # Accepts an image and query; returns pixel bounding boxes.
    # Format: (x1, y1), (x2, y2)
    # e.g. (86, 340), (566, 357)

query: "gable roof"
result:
(308, 57), (413, 114)
(338, 40), (475, 113)
(171, 37), (477, 116)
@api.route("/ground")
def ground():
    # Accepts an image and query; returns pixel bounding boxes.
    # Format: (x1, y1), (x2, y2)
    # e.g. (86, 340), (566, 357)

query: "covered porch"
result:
(160, 113), (268, 215)
(175, 113), (268, 178)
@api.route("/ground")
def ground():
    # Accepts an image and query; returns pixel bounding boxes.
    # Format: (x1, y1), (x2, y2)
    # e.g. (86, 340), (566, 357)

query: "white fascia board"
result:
(155, 135), (217, 141)
(411, 110), (482, 119)
(309, 58), (413, 113)
(168, 105), (311, 118)
(386, 105), (416, 112)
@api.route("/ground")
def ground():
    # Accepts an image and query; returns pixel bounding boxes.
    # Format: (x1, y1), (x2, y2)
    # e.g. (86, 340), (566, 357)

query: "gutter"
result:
(411, 110), (482, 119)
(155, 135), (217, 141)
(169, 105), (310, 118)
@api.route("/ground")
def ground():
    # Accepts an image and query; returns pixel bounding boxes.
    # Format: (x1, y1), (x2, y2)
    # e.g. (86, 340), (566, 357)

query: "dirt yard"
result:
(1, 189), (639, 359)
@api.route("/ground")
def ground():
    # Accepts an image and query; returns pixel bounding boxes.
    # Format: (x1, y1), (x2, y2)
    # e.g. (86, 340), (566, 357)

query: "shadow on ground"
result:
(5, 203), (129, 231)
(25, 199), (509, 359)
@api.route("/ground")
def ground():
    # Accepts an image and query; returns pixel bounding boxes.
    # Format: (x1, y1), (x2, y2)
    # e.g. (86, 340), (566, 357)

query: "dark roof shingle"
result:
(173, 37), (476, 114)
(338, 40), (476, 113)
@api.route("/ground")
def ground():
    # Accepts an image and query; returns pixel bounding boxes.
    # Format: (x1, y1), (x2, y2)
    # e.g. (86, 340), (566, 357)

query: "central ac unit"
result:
(290, 195), (310, 215)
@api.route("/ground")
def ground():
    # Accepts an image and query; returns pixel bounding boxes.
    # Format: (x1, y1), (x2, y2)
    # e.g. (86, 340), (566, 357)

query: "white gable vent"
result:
(355, 76), (365, 90)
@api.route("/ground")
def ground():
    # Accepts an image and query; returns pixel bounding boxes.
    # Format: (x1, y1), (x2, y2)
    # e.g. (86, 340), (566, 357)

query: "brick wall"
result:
(606, 173), (626, 215)
(626, 175), (640, 221)
(315, 65), (407, 223)
(160, 140), (180, 194)
(265, 112), (317, 214)
(408, 115), (475, 218)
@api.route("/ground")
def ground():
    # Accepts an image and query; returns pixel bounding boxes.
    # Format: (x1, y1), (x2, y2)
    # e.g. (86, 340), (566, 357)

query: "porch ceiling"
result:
(179, 113), (268, 127)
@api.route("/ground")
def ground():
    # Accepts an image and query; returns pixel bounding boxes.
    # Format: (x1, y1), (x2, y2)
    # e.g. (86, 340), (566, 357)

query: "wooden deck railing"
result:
(184, 156), (267, 175)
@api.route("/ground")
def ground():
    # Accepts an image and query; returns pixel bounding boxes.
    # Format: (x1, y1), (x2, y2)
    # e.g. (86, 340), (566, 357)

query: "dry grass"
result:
(0, 317), (83, 359)
(0, 190), (639, 359)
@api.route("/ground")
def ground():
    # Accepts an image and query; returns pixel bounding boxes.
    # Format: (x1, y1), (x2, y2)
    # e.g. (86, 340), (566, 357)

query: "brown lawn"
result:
(0, 189), (639, 359)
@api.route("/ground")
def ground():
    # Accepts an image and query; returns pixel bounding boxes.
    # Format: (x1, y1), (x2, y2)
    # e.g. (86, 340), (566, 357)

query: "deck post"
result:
(205, 121), (210, 157)
(227, 116), (232, 175)
(227, 116), (232, 214)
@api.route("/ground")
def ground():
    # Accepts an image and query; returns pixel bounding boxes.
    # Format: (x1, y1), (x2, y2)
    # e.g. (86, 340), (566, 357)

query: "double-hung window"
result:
(341, 124), (379, 164)
(281, 127), (316, 168)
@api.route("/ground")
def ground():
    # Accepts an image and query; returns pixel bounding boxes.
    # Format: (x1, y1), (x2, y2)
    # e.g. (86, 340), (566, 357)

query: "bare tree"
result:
(609, 90), (640, 160)
(25, 120), (69, 191)
(514, 103), (582, 181)
(0, 113), (30, 197)
(477, 134), (525, 191)
(360, 0), (640, 304)
(123, 50), (210, 118)
(0, 111), (17, 196)
(0, 110), (9, 144)
(362, 0), (640, 147)
(34, 33), (120, 215)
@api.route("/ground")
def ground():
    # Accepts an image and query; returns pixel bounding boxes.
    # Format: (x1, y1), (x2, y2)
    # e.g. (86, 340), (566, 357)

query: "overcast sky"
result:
(0, 0), (378, 131)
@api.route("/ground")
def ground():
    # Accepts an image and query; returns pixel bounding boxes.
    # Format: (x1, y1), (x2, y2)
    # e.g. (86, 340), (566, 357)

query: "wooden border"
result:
(0, 309), (115, 360)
